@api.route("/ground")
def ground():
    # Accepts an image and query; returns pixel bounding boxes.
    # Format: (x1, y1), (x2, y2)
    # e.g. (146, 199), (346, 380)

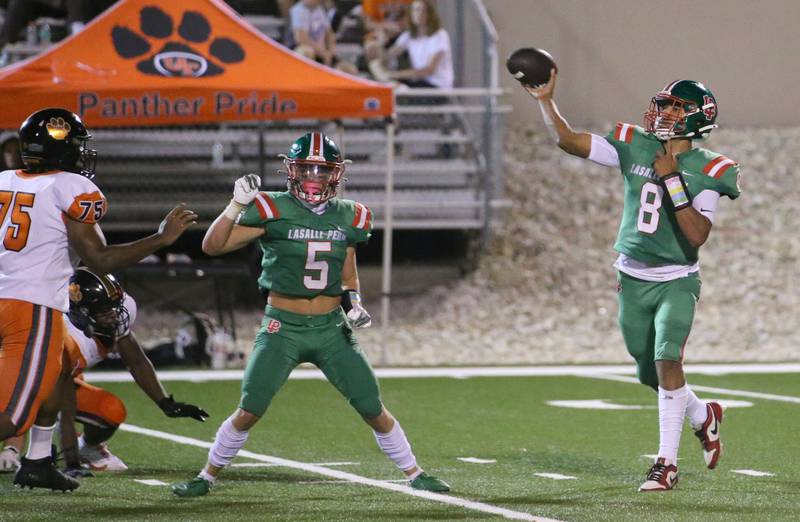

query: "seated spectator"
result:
(369, 0), (453, 88)
(0, 132), (22, 170)
(288, 0), (358, 75)
(362, 0), (411, 58)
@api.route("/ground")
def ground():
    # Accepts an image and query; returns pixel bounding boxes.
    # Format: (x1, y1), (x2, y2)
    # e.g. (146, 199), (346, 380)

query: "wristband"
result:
(340, 289), (361, 313)
(661, 172), (692, 211)
(224, 200), (245, 220)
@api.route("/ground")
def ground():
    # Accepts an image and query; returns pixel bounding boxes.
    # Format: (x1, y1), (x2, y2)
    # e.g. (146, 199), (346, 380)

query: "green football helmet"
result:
(643, 80), (718, 140)
(281, 132), (346, 204)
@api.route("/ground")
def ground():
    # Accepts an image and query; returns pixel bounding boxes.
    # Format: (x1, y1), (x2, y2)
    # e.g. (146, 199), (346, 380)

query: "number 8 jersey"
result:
(0, 169), (106, 311)
(604, 123), (740, 266)
(237, 191), (372, 298)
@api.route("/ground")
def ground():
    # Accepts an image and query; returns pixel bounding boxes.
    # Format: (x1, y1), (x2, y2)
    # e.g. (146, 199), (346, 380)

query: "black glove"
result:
(64, 465), (94, 478)
(157, 395), (209, 422)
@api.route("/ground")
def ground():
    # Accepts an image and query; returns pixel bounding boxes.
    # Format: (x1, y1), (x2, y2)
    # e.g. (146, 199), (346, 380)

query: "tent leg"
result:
(380, 121), (395, 363)
(258, 119), (265, 177)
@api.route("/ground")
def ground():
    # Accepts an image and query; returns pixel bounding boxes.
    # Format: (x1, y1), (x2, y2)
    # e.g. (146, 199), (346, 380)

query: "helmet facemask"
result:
(76, 135), (98, 179)
(284, 158), (345, 205)
(89, 299), (130, 341)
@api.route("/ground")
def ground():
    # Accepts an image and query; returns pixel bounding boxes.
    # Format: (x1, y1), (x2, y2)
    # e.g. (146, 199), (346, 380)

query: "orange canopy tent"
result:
(0, 0), (393, 128)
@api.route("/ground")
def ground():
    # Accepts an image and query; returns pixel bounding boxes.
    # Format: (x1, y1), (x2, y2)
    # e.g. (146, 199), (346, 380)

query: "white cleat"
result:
(693, 402), (724, 469)
(80, 442), (128, 472)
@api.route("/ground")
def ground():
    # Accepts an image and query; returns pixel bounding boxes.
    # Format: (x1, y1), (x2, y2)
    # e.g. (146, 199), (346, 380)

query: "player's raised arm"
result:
(202, 174), (265, 256)
(67, 203), (198, 274)
(525, 69), (592, 158)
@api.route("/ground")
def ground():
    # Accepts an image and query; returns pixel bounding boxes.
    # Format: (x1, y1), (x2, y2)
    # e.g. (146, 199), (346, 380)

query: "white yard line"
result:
(120, 423), (561, 522)
(533, 473), (577, 481)
(731, 469), (775, 477)
(457, 457), (497, 464)
(586, 374), (800, 404)
(134, 479), (170, 486)
(84, 363), (800, 383)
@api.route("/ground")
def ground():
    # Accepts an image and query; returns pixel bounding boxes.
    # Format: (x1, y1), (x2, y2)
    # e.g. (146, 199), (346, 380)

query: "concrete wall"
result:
(484, 0), (800, 130)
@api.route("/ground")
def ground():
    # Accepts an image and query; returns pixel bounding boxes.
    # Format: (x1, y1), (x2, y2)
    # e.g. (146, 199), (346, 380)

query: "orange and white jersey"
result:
(0, 169), (106, 312)
(64, 294), (138, 374)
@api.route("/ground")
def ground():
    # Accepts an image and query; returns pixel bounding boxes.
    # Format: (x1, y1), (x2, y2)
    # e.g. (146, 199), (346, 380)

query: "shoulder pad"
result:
(701, 154), (737, 179)
(350, 202), (372, 231)
(610, 122), (638, 144)
(252, 191), (281, 220)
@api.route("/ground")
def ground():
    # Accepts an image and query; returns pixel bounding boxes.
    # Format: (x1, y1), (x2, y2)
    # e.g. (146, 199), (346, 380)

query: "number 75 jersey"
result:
(0, 169), (106, 312)
(237, 191), (372, 298)
(605, 123), (740, 266)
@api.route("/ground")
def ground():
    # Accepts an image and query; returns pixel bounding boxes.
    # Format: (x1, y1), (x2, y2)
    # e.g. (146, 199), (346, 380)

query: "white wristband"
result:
(224, 200), (245, 221)
(538, 100), (559, 142)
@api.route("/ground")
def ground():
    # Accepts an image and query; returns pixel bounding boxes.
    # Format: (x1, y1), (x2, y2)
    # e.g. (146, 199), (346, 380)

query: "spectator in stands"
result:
(368, 0), (453, 88)
(288, 0), (358, 75)
(362, 0), (411, 59)
(0, 0), (114, 58)
(0, 133), (22, 170)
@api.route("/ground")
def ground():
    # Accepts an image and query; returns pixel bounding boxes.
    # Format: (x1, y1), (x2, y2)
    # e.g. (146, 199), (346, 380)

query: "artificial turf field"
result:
(1, 367), (799, 521)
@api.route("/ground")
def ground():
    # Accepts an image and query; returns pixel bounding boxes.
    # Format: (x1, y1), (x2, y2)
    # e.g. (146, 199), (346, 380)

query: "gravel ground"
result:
(136, 126), (800, 366)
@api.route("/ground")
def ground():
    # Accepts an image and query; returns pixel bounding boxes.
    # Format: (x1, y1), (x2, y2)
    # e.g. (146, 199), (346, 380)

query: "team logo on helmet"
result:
(68, 283), (83, 303)
(111, 6), (245, 78)
(703, 95), (717, 121)
(46, 117), (71, 140)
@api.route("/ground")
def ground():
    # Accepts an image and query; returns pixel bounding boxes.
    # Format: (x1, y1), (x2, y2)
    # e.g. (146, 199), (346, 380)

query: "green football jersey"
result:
(604, 122), (741, 265)
(237, 191), (373, 298)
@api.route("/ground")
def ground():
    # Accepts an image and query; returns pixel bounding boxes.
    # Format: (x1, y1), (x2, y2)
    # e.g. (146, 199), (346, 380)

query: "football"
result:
(506, 47), (557, 87)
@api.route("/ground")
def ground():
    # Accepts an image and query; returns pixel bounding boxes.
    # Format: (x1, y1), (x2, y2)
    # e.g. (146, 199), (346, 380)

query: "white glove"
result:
(0, 446), (20, 472)
(342, 290), (372, 329)
(233, 173), (261, 206)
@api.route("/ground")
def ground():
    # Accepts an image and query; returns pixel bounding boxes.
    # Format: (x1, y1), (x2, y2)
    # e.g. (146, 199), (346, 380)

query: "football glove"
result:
(0, 446), (20, 472)
(341, 289), (372, 329)
(233, 173), (261, 206)
(157, 395), (210, 422)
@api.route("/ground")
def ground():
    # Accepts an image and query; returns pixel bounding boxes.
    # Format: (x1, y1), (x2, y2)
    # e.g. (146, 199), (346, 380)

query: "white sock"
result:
(25, 423), (55, 460)
(657, 385), (688, 464)
(207, 416), (250, 470)
(684, 386), (708, 428)
(373, 421), (419, 476)
(198, 468), (217, 485)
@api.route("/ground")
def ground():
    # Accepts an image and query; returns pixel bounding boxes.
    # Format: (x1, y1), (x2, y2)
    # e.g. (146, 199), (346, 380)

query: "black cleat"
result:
(13, 456), (80, 492)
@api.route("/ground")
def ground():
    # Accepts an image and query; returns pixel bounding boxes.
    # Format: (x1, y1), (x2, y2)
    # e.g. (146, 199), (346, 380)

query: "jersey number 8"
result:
(637, 182), (662, 234)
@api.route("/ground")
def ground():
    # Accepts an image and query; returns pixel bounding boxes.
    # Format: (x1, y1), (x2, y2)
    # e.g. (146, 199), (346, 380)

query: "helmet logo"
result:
(703, 95), (717, 121)
(46, 117), (71, 140)
(68, 283), (83, 303)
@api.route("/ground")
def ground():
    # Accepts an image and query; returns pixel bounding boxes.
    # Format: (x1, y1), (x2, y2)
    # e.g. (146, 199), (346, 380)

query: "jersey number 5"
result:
(304, 241), (331, 290)
(637, 182), (662, 234)
(0, 191), (35, 252)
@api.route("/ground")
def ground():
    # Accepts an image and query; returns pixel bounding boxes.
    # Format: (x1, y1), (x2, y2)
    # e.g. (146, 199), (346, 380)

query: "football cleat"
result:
(638, 458), (678, 492)
(693, 401), (724, 469)
(409, 472), (450, 492)
(13, 456), (80, 491)
(80, 442), (128, 471)
(172, 476), (213, 497)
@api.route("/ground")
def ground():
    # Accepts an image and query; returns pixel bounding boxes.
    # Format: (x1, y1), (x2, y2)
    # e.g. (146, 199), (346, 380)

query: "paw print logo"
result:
(68, 283), (83, 303)
(46, 117), (71, 140)
(111, 6), (245, 78)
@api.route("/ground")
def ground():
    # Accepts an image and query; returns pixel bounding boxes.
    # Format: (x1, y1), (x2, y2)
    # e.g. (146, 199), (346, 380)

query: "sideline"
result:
(120, 423), (561, 522)
(86, 363), (800, 383)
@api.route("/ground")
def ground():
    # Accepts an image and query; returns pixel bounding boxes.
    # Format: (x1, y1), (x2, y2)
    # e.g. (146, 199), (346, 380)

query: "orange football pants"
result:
(74, 376), (127, 428)
(0, 299), (64, 435)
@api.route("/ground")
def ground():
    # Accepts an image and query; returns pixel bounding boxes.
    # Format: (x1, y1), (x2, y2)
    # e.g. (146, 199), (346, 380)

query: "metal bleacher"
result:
(92, 100), (495, 231)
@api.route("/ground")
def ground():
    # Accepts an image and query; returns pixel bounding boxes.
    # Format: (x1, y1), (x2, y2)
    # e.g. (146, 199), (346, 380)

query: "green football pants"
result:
(617, 271), (701, 390)
(240, 305), (383, 418)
